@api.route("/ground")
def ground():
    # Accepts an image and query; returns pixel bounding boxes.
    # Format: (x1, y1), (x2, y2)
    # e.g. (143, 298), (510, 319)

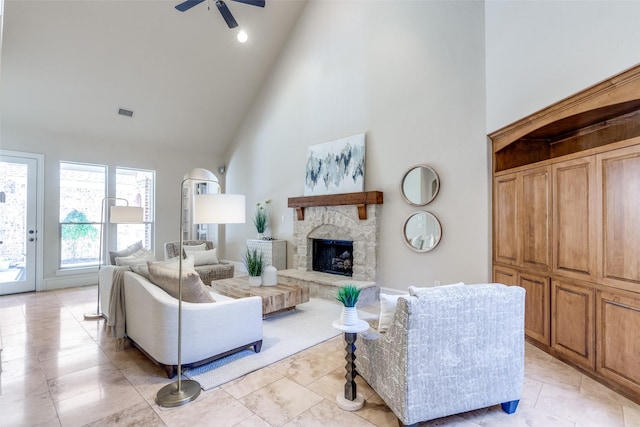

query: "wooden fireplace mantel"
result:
(288, 191), (383, 220)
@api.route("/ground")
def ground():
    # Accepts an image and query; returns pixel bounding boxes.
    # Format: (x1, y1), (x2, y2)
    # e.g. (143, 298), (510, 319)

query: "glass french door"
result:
(0, 154), (38, 294)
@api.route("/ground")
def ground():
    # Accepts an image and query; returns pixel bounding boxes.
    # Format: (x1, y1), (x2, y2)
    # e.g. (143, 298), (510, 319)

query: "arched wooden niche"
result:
(490, 65), (640, 172)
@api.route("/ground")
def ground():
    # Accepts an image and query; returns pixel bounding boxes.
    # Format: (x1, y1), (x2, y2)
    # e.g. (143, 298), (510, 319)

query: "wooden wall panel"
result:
(519, 273), (550, 345)
(553, 157), (596, 280)
(597, 290), (640, 396)
(521, 167), (551, 270)
(494, 175), (519, 265)
(493, 265), (518, 286)
(551, 280), (594, 368)
(598, 146), (640, 291)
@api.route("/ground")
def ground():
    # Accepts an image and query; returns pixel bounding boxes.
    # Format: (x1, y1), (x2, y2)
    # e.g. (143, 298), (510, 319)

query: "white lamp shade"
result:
(110, 206), (144, 223)
(194, 194), (246, 224)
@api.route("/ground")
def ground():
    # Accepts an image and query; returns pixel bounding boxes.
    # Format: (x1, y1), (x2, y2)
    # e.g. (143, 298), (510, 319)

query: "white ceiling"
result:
(0, 0), (307, 156)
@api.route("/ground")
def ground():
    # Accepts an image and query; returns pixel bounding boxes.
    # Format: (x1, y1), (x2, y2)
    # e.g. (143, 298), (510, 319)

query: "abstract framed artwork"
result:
(304, 133), (366, 196)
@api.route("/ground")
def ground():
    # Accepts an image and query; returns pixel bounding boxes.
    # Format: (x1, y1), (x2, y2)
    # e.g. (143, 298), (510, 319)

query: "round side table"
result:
(332, 318), (370, 411)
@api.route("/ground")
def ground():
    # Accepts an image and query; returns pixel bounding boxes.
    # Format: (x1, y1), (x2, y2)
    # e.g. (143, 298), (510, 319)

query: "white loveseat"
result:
(102, 267), (263, 378)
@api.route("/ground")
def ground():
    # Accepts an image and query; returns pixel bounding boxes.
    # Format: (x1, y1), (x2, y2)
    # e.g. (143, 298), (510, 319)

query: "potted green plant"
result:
(253, 200), (270, 239)
(336, 284), (361, 325)
(244, 247), (264, 287)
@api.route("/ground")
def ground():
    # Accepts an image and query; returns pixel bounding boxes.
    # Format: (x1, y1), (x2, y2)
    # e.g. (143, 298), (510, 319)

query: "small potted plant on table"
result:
(244, 247), (264, 287)
(336, 284), (361, 326)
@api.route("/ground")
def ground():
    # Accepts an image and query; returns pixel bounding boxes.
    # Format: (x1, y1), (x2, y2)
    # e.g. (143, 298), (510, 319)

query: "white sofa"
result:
(101, 267), (263, 378)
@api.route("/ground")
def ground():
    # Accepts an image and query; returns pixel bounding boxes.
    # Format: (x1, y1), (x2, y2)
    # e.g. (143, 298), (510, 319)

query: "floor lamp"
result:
(84, 197), (144, 320)
(156, 168), (245, 408)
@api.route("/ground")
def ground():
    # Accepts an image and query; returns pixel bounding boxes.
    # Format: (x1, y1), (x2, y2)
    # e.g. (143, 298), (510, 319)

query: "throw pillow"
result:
(183, 243), (208, 251)
(408, 282), (465, 297)
(148, 262), (215, 303)
(115, 248), (156, 267)
(378, 293), (409, 333)
(130, 264), (151, 280)
(185, 248), (219, 266)
(151, 255), (196, 272)
(109, 240), (143, 265)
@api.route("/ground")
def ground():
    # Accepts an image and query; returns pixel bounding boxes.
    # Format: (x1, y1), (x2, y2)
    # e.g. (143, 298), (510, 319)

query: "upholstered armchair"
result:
(164, 240), (234, 284)
(357, 283), (525, 426)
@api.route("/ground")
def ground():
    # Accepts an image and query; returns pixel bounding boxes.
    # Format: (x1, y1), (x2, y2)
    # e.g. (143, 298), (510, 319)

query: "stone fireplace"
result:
(279, 192), (383, 304)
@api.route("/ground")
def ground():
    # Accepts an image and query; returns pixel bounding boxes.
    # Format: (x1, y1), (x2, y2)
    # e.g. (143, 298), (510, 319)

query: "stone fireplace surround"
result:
(278, 204), (381, 305)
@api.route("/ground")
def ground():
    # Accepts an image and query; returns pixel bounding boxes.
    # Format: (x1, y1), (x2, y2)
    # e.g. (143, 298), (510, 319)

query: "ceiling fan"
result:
(175, 0), (265, 29)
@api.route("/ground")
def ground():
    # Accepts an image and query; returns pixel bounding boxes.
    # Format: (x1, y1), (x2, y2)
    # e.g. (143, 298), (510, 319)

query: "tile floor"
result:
(1, 285), (639, 427)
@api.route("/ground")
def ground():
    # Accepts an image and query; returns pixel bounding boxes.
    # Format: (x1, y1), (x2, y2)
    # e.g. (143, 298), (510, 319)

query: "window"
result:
(115, 167), (154, 251)
(59, 162), (105, 268)
(59, 163), (155, 270)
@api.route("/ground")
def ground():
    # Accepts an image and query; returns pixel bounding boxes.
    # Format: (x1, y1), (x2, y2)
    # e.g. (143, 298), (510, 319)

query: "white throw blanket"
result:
(106, 267), (129, 348)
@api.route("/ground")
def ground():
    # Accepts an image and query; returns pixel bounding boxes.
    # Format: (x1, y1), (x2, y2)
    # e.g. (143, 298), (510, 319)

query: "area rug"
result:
(183, 298), (374, 391)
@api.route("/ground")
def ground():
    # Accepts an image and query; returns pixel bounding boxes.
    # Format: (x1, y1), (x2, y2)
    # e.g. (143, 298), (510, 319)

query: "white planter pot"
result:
(340, 306), (358, 326)
(248, 275), (262, 287)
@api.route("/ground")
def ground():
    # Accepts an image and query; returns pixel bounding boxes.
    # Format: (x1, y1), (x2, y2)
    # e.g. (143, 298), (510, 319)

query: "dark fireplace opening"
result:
(312, 239), (353, 276)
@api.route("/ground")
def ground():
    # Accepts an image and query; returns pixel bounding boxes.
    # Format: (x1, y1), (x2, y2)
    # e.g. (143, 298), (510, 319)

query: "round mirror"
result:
(402, 211), (442, 252)
(401, 165), (440, 206)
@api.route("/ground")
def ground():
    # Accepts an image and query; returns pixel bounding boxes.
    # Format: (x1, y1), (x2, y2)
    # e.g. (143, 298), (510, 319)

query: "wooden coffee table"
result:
(209, 277), (309, 317)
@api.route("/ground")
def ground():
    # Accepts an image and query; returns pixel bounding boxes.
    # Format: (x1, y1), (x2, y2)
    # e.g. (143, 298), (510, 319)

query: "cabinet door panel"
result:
(494, 175), (519, 265)
(598, 146), (640, 291)
(551, 280), (594, 368)
(597, 290), (640, 394)
(553, 158), (596, 280)
(493, 265), (518, 286)
(519, 273), (550, 345)
(521, 167), (551, 270)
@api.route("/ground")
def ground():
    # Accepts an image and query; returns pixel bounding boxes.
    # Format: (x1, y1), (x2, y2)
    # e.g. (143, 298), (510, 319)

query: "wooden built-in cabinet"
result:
(490, 65), (640, 404)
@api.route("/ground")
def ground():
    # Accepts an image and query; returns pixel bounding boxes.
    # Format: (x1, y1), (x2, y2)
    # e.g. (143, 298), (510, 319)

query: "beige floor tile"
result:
(47, 363), (127, 403)
(477, 403), (574, 426)
(285, 398), (376, 427)
(0, 390), (60, 427)
(580, 374), (640, 411)
(624, 404), (640, 427)
(353, 392), (399, 427)
(0, 352), (43, 381)
(40, 346), (111, 380)
(222, 365), (284, 399)
(155, 388), (253, 427)
(240, 377), (324, 426)
(82, 401), (165, 427)
(55, 379), (146, 427)
(520, 376), (544, 407)
(119, 361), (175, 403)
(0, 368), (50, 404)
(270, 346), (343, 386)
(307, 367), (375, 402)
(524, 344), (583, 392)
(535, 382), (625, 426)
(234, 414), (272, 427)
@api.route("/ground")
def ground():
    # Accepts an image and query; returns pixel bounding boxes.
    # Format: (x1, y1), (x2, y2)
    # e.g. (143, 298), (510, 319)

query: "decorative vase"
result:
(262, 265), (278, 286)
(248, 275), (262, 287)
(340, 306), (358, 326)
(257, 232), (264, 240)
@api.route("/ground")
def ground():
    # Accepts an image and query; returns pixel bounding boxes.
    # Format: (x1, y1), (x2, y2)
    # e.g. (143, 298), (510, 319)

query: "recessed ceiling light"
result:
(237, 30), (248, 43)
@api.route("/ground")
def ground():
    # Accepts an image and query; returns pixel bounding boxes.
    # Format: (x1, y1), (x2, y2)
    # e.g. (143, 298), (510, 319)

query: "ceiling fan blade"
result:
(216, 0), (238, 28)
(175, 0), (206, 12)
(232, 0), (265, 7)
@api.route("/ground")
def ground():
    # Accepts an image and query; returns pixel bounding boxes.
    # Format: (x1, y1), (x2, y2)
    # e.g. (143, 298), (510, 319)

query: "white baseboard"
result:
(43, 273), (97, 291)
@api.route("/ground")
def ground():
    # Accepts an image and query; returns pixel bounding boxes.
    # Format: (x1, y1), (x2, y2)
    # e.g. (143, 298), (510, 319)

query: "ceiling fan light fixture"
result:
(216, 0), (238, 28)
(237, 30), (248, 43)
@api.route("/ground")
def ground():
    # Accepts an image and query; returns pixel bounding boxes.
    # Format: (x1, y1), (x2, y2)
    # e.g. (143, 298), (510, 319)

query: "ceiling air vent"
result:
(118, 108), (134, 118)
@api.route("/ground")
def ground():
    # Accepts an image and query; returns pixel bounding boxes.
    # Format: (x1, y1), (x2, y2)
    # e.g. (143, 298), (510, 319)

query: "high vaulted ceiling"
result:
(1, 0), (307, 155)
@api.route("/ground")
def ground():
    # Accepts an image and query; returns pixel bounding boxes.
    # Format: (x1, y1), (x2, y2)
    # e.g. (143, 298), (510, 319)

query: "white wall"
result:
(226, 1), (488, 291)
(486, 0), (640, 133)
(1, 124), (227, 287)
